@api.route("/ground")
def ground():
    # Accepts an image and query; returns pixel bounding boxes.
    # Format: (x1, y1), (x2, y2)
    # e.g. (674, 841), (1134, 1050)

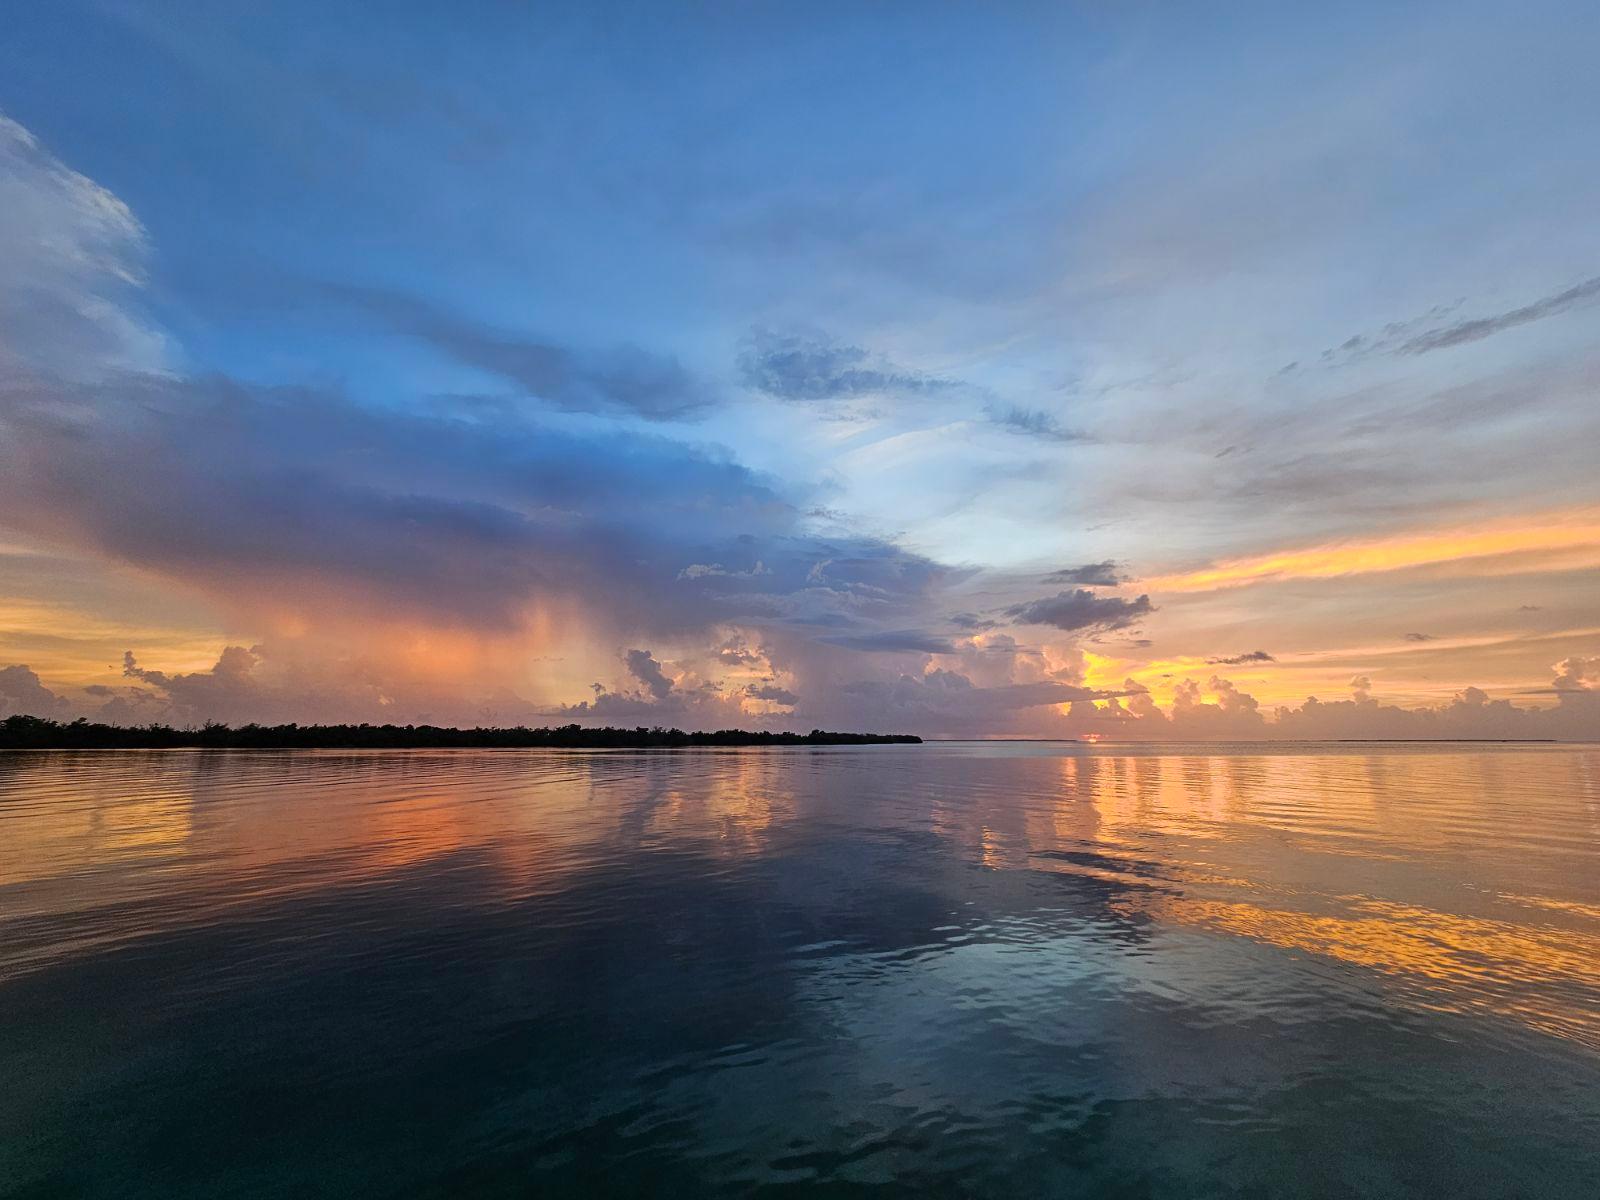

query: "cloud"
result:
(1004, 590), (1154, 633)
(94, 644), (499, 727)
(1397, 277), (1600, 356)
(949, 612), (1000, 631)
(0, 372), (956, 642)
(1309, 278), (1600, 370)
(1206, 650), (1275, 665)
(677, 561), (770, 581)
(738, 328), (952, 402)
(1074, 667), (1600, 742)
(624, 648), (674, 699)
(1552, 654), (1600, 692)
(818, 629), (956, 654)
(983, 404), (1088, 443)
(329, 285), (710, 421)
(0, 663), (69, 717)
(1144, 508), (1600, 592)
(716, 639), (764, 666)
(1042, 561), (1123, 587)
(554, 671), (752, 728)
(823, 669), (1102, 736)
(0, 113), (165, 378)
(746, 682), (798, 706)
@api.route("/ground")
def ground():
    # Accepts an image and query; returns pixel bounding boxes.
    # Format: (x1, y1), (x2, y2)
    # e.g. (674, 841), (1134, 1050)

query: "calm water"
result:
(2, 743), (1599, 1198)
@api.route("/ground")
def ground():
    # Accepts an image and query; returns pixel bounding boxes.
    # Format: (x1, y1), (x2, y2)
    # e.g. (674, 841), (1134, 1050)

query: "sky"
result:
(1, 0), (1597, 739)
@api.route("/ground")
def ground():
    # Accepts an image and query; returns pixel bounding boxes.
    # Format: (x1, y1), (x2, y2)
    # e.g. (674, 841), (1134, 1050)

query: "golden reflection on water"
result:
(1131, 893), (1600, 1048)
(0, 750), (796, 908)
(1018, 748), (1600, 1051)
(3, 744), (1598, 1051)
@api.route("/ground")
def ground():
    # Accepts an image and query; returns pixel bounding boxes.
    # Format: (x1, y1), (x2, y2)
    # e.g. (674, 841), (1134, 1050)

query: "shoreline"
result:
(0, 715), (920, 751)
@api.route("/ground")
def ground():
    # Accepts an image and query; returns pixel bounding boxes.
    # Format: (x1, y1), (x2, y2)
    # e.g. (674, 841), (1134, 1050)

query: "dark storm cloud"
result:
(1206, 650), (1276, 665)
(330, 285), (710, 421)
(625, 649), (674, 699)
(1004, 590), (1154, 633)
(738, 328), (952, 402)
(983, 404), (1088, 443)
(0, 372), (949, 637)
(1042, 560), (1123, 586)
(717, 642), (762, 666)
(746, 683), (798, 706)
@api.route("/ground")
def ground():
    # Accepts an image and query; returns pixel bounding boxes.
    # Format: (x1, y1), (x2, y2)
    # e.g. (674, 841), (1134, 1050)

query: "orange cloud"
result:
(1143, 508), (1600, 593)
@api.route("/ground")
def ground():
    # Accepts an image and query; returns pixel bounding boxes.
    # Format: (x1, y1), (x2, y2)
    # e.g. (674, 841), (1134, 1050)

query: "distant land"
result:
(0, 715), (919, 750)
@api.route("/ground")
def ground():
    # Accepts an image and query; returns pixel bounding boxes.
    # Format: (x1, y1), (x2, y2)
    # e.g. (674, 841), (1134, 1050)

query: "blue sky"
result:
(2, 1), (1598, 736)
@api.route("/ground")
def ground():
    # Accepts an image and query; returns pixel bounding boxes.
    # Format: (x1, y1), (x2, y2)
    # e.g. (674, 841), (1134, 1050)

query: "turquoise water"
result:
(2, 743), (1598, 1197)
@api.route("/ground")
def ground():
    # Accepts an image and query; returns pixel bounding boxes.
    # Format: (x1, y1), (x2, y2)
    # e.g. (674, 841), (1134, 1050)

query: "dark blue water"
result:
(3, 743), (1599, 1197)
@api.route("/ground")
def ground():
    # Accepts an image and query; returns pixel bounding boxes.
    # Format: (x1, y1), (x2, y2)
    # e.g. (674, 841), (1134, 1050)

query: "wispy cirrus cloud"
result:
(1144, 509), (1600, 593)
(1398, 277), (1600, 356)
(1303, 277), (1600, 371)
(983, 403), (1088, 443)
(738, 327), (953, 403)
(330, 284), (712, 421)
(0, 115), (166, 378)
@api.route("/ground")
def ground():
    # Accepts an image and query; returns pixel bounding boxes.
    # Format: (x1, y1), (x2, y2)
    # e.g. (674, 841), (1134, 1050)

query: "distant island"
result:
(0, 714), (919, 750)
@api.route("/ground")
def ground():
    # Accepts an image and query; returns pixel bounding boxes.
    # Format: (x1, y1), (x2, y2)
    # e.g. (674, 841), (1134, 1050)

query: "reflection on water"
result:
(2, 743), (1598, 1197)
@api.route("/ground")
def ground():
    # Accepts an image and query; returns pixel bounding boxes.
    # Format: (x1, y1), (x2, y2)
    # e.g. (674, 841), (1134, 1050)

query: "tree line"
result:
(0, 714), (920, 750)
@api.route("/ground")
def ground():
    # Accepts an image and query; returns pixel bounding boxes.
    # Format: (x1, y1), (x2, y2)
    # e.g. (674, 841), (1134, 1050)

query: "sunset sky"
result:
(1, 0), (1597, 738)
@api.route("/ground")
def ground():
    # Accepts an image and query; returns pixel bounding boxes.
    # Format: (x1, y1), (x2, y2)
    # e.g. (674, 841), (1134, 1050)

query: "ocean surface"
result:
(2, 742), (1598, 1198)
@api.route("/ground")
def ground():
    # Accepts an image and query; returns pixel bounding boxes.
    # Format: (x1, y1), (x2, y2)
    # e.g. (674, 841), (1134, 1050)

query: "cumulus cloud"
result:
(1552, 655), (1600, 692)
(716, 639), (764, 666)
(825, 669), (1099, 736)
(738, 328), (952, 402)
(1072, 661), (1600, 742)
(330, 285), (710, 421)
(6, 644), (487, 727)
(1004, 590), (1154, 633)
(555, 673), (751, 728)
(0, 664), (69, 718)
(624, 649), (674, 700)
